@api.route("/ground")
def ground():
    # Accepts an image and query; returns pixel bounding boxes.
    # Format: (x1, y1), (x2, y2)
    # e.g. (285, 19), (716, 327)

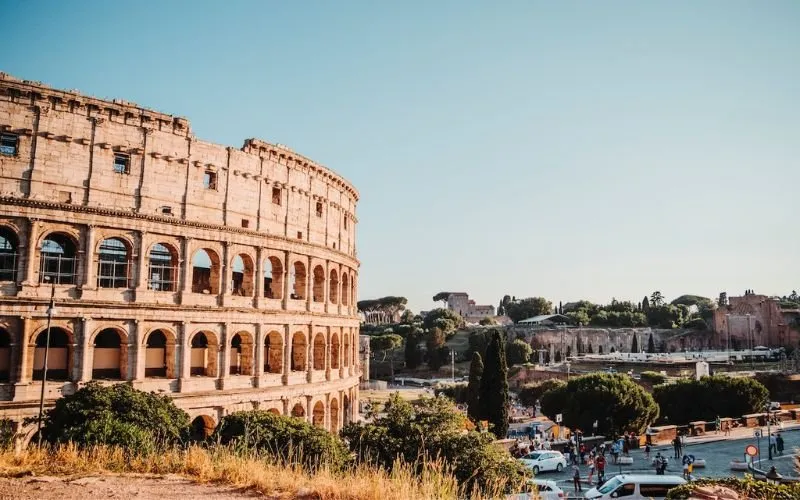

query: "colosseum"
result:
(0, 72), (361, 442)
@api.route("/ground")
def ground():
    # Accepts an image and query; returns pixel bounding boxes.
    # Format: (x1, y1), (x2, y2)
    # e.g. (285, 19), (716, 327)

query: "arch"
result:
(291, 332), (306, 372)
(97, 237), (131, 288)
(312, 265), (325, 302)
(148, 243), (178, 292)
(312, 401), (325, 428)
(0, 329), (10, 382)
(92, 328), (125, 380)
(264, 330), (283, 374)
(39, 232), (78, 284)
(33, 327), (72, 381)
(190, 415), (216, 441)
(229, 331), (254, 376)
(189, 331), (219, 377)
(329, 269), (339, 304)
(313, 333), (326, 370)
(266, 407), (281, 415)
(343, 333), (351, 367)
(351, 276), (356, 308)
(144, 329), (176, 378)
(343, 394), (351, 426)
(291, 261), (306, 300)
(0, 227), (18, 282)
(330, 333), (340, 370)
(329, 398), (339, 433)
(230, 254), (254, 297)
(191, 248), (221, 294)
(263, 256), (283, 299)
(291, 403), (305, 418)
(341, 272), (349, 306)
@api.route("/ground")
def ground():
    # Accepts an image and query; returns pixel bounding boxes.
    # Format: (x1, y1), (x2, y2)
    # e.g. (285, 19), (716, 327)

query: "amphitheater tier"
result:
(0, 73), (361, 441)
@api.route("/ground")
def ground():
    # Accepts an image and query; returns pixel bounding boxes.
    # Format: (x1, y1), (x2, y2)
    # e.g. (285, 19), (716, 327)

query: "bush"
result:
(540, 373), (659, 436)
(505, 339), (532, 366)
(341, 394), (529, 495)
(640, 371), (668, 385)
(435, 383), (468, 404)
(666, 477), (800, 500)
(41, 382), (189, 453)
(683, 318), (708, 330)
(213, 410), (351, 471)
(653, 375), (769, 424)
(517, 379), (566, 408)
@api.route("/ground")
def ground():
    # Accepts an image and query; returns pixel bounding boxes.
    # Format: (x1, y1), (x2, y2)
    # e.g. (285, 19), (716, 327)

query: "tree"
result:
(630, 334), (639, 353)
(341, 394), (529, 496)
(540, 373), (659, 436)
(518, 378), (566, 408)
(357, 296), (408, 321)
(642, 296), (650, 313)
(650, 291), (665, 307)
(558, 301), (563, 315)
(400, 309), (415, 324)
(214, 410), (351, 471)
(432, 292), (451, 308)
(479, 316), (498, 326)
(567, 310), (590, 326)
(505, 297), (553, 323)
(404, 330), (422, 369)
(647, 333), (656, 354)
(422, 308), (464, 335)
(371, 333), (403, 381)
(426, 327), (447, 370)
(653, 376), (769, 424)
(41, 382), (190, 453)
(467, 330), (491, 359)
(466, 352), (484, 422)
(478, 330), (509, 438)
(506, 339), (532, 366)
(498, 295), (512, 316)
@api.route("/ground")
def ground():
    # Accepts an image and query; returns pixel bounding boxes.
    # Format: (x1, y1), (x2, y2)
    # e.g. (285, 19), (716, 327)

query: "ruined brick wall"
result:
(713, 294), (798, 348)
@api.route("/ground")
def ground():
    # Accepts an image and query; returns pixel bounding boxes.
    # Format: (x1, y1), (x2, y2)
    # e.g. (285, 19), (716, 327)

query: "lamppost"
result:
(36, 276), (57, 446)
(765, 403), (773, 461)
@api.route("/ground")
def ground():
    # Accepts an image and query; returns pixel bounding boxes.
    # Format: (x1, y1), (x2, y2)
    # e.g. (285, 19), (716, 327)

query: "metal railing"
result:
(39, 254), (77, 284)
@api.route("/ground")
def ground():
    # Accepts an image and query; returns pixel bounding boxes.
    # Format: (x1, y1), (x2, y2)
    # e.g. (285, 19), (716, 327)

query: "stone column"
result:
(179, 237), (193, 303)
(22, 219), (38, 285)
(79, 317), (93, 382)
(305, 255), (312, 311)
(82, 225), (96, 289)
(282, 251), (290, 309)
(337, 264), (343, 315)
(253, 323), (264, 386)
(134, 320), (145, 381)
(220, 242), (230, 302)
(325, 326), (331, 381)
(324, 259), (330, 313)
(282, 324), (291, 385)
(338, 327), (345, 379)
(178, 322), (191, 389)
(15, 316), (31, 384)
(305, 394), (313, 424)
(134, 231), (148, 292)
(306, 325), (313, 383)
(219, 324), (230, 386)
(324, 392), (331, 431)
(281, 397), (289, 416)
(254, 247), (263, 307)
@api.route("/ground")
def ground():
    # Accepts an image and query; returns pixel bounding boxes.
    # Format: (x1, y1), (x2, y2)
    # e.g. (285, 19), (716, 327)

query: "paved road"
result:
(530, 428), (800, 497)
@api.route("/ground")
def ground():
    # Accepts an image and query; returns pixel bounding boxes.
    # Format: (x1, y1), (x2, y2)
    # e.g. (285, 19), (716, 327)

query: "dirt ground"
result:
(0, 473), (267, 500)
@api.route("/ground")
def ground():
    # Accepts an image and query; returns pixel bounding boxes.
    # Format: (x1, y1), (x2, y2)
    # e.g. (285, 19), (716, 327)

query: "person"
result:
(715, 416), (721, 434)
(644, 442), (651, 460)
(682, 455), (691, 480)
(611, 441), (620, 463)
(622, 437), (630, 456)
(572, 464), (582, 493)
(769, 433), (776, 456)
(595, 454), (606, 485)
(654, 453), (665, 475)
(587, 455), (595, 484)
(672, 435), (682, 459)
(776, 433), (785, 455)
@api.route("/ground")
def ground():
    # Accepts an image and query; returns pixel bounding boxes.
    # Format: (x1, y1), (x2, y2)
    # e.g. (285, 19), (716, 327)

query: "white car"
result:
(519, 451), (567, 474)
(584, 474), (686, 499)
(506, 479), (566, 500)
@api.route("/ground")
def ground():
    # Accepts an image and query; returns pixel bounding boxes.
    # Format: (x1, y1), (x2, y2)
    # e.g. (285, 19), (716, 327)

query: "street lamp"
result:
(765, 404), (773, 461)
(36, 276), (57, 446)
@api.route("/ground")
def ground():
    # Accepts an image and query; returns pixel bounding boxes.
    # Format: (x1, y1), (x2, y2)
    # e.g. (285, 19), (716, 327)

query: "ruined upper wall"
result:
(0, 73), (358, 256)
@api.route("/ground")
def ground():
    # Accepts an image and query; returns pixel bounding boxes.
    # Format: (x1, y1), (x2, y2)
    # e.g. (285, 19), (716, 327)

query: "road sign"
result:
(754, 430), (761, 438)
(745, 445), (758, 457)
(555, 413), (562, 423)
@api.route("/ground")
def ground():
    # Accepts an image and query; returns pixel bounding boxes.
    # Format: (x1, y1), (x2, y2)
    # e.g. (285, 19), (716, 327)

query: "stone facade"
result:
(0, 73), (361, 441)
(508, 326), (691, 357)
(445, 292), (496, 323)
(712, 291), (800, 349)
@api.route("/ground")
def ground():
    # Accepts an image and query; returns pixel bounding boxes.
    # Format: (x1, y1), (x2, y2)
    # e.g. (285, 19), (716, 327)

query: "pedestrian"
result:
(587, 455), (595, 484)
(672, 435), (682, 459)
(715, 416), (721, 435)
(622, 437), (630, 456)
(595, 454), (606, 485)
(644, 442), (651, 460)
(776, 434), (785, 455)
(769, 433), (777, 456)
(572, 464), (582, 493)
(682, 455), (691, 480)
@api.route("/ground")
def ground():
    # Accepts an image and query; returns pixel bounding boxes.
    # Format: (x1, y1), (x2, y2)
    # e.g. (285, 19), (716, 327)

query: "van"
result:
(584, 474), (686, 499)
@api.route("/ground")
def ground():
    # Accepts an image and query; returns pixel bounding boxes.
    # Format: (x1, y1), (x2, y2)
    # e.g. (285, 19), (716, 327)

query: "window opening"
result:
(97, 238), (130, 288)
(0, 228), (18, 281)
(272, 187), (282, 205)
(40, 234), (77, 284)
(148, 243), (177, 291)
(113, 153), (130, 174)
(203, 170), (217, 190)
(0, 134), (18, 156)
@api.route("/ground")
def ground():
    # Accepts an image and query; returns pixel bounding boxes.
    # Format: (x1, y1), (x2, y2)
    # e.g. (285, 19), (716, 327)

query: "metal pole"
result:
(767, 407), (772, 461)
(451, 349), (455, 382)
(37, 279), (56, 446)
(747, 314), (753, 369)
(725, 313), (731, 363)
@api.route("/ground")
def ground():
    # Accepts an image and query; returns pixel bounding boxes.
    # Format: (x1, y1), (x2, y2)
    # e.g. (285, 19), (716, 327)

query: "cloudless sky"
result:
(2, 1), (798, 312)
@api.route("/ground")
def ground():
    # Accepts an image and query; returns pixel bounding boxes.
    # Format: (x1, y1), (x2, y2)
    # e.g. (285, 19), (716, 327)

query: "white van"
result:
(584, 474), (686, 500)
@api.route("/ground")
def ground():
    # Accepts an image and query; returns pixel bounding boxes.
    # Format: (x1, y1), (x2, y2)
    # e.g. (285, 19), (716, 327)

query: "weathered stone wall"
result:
(0, 73), (361, 437)
(713, 293), (800, 348)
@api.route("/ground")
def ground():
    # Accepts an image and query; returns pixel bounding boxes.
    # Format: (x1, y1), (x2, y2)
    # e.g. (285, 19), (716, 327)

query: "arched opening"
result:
(40, 233), (77, 284)
(267, 407), (281, 415)
(148, 243), (178, 292)
(329, 398), (339, 433)
(330, 333), (340, 370)
(313, 333), (325, 370)
(97, 237), (131, 288)
(264, 330), (283, 374)
(341, 273), (349, 306)
(190, 415), (216, 441)
(33, 328), (71, 381)
(351, 277), (356, 308)
(312, 401), (325, 428)
(290, 261), (306, 300)
(0, 329), (11, 382)
(343, 395), (351, 426)
(329, 269), (339, 304)
(190, 331), (219, 377)
(291, 403), (305, 418)
(263, 257), (283, 299)
(191, 249), (220, 294)
(92, 328), (123, 380)
(291, 332), (306, 372)
(145, 330), (169, 377)
(312, 265), (325, 302)
(0, 227), (19, 282)
(230, 254), (254, 296)
(343, 334), (351, 367)
(229, 332), (253, 375)
(598, 345), (604, 354)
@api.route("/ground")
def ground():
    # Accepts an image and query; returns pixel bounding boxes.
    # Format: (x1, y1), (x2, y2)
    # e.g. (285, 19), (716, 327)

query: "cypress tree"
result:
(404, 331), (421, 369)
(479, 330), (509, 438)
(647, 333), (656, 354)
(631, 334), (639, 353)
(466, 352), (484, 422)
(642, 296), (650, 313)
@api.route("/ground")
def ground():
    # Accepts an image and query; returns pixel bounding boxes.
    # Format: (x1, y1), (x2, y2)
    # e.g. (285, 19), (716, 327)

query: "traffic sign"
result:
(754, 430), (761, 438)
(745, 445), (758, 457)
(555, 413), (562, 423)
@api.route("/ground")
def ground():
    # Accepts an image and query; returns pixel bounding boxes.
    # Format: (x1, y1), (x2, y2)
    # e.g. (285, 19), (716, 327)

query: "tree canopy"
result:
(518, 378), (566, 408)
(505, 297), (553, 323)
(505, 339), (532, 366)
(357, 296), (408, 315)
(422, 308), (464, 335)
(653, 376), (769, 424)
(478, 330), (509, 438)
(466, 352), (483, 422)
(370, 334), (403, 361)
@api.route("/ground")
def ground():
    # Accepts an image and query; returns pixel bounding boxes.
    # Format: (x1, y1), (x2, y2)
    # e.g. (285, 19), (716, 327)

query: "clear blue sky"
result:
(2, 1), (798, 312)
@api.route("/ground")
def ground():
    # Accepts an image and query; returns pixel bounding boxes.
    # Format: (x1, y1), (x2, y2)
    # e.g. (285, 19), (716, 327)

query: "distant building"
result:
(438, 292), (496, 324)
(518, 314), (572, 326)
(712, 290), (800, 348)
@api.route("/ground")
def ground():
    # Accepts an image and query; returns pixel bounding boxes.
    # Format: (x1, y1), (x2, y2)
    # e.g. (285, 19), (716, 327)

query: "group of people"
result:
(769, 433), (786, 456)
(571, 447), (607, 493)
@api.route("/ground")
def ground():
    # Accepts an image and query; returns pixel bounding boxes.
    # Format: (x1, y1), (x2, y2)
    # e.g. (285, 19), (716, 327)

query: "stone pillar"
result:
(178, 322), (191, 388)
(338, 327), (345, 379)
(134, 231), (148, 292)
(281, 397), (289, 416)
(220, 242), (230, 302)
(282, 324), (291, 385)
(282, 251), (290, 309)
(325, 326), (331, 381)
(15, 316), (31, 384)
(79, 317), (93, 382)
(82, 225), (96, 289)
(219, 324), (230, 386)
(134, 320), (145, 381)
(305, 394), (313, 424)
(179, 237), (193, 303)
(324, 259), (330, 313)
(324, 392), (331, 431)
(305, 255), (312, 311)
(253, 323), (264, 386)
(22, 219), (38, 285)
(337, 264), (343, 315)
(254, 247), (263, 307)
(306, 325), (313, 383)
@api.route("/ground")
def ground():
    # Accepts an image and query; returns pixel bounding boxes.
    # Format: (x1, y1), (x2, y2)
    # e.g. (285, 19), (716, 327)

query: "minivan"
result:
(584, 474), (686, 499)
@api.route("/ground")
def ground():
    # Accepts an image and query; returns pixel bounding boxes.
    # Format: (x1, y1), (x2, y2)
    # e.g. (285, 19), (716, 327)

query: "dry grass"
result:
(0, 444), (511, 499)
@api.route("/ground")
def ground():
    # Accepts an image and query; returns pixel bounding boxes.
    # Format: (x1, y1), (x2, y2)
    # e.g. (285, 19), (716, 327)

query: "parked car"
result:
(584, 474), (686, 499)
(518, 451), (567, 474)
(506, 479), (565, 500)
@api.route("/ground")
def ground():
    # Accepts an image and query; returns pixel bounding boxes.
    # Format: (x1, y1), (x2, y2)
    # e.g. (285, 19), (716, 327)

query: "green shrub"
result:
(640, 371), (668, 385)
(517, 378), (566, 407)
(41, 382), (189, 453)
(213, 410), (351, 471)
(683, 318), (708, 330)
(653, 375), (769, 424)
(435, 383), (468, 404)
(341, 394), (529, 495)
(666, 477), (800, 500)
(505, 339), (532, 366)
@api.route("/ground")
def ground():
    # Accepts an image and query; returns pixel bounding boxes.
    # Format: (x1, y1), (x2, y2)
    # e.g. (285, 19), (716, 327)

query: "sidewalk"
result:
(654, 421), (800, 449)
